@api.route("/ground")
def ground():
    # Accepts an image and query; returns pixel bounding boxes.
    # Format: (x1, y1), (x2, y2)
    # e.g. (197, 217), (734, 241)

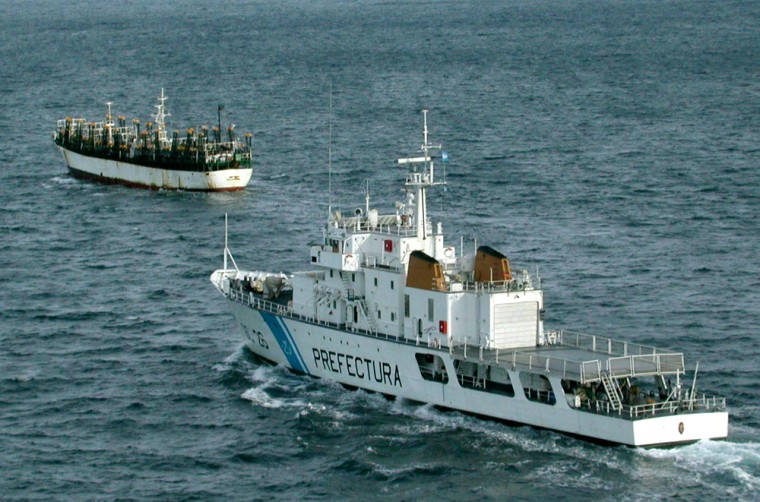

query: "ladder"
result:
(600, 372), (624, 412)
(339, 272), (378, 333)
(356, 298), (379, 334)
(339, 272), (354, 300)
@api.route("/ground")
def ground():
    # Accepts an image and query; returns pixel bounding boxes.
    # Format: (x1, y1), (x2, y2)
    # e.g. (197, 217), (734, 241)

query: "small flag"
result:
(442, 151), (448, 162)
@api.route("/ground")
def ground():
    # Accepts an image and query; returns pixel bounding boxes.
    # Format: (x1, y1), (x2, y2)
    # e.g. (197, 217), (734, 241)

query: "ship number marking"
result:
(255, 330), (269, 350)
(244, 325), (270, 350)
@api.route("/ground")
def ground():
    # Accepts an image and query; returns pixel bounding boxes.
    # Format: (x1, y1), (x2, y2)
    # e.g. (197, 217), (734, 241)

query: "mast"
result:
(364, 179), (371, 215)
(105, 101), (114, 146)
(154, 88), (170, 146)
(328, 84), (333, 219)
(217, 104), (224, 143)
(397, 109), (444, 240)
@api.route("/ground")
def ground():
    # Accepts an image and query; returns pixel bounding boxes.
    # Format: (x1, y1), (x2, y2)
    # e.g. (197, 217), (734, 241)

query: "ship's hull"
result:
(223, 297), (728, 447)
(59, 146), (252, 191)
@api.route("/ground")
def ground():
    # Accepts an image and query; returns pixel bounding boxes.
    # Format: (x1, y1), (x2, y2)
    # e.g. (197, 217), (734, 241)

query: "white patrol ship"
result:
(211, 111), (728, 446)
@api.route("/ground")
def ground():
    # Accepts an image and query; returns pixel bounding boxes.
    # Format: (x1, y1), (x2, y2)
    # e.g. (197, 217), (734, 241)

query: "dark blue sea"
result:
(1, 0), (758, 500)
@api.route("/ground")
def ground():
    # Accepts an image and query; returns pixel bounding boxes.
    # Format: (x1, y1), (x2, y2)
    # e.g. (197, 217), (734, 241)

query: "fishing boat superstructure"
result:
(54, 89), (253, 191)
(211, 111), (727, 446)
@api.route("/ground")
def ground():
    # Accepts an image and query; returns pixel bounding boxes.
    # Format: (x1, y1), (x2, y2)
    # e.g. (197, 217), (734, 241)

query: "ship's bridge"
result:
(310, 211), (449, 272)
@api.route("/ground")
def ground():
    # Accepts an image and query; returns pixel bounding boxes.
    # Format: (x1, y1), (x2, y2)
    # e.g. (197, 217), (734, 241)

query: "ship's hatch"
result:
(492, 302), (538, 349)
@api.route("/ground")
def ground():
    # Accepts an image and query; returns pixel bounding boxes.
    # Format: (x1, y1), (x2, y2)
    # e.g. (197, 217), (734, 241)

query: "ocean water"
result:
(1, 0), (759, 500)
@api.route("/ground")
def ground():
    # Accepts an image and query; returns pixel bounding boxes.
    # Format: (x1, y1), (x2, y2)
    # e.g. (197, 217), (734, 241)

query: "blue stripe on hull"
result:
(259, 311), (309, 374)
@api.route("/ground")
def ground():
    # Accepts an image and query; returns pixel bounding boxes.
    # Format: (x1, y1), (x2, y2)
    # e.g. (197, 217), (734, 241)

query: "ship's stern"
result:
(632, 411), (729, 447)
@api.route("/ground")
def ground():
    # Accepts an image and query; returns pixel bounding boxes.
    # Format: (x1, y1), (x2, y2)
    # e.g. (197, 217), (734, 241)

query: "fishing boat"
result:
(53, 89), (253, 191)
(211, 111), (728, 446)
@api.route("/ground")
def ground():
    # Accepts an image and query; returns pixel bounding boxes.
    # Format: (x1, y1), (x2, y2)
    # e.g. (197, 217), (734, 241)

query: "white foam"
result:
(250, 365), (275, 383)
(241, 387), (305, 409)
(638, 440), (760, 493)
(212, 345), (247, 372)
(46, 175), (80, 187)
(378, 398), (626, 464)
(241, 387), (281, 408)
(223, 344), (246, 364)
(240, 363), (321, 410)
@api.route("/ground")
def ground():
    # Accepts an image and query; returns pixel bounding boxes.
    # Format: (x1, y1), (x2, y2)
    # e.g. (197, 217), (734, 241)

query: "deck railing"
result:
(227, 287), (404, 343)
(555, 329), (660, 356)
(581, 394), (726, 419)
(448, 346), (683, 384)
(332, 216), (429, 238)
(550, 329), (685, 380)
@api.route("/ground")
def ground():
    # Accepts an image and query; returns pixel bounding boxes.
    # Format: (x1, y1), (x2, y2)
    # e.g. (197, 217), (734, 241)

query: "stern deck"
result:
(460, 330), (686, 384)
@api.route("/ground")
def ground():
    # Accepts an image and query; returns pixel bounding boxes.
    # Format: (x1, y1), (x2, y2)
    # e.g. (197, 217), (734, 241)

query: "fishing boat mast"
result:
(154, 88), (170, 146)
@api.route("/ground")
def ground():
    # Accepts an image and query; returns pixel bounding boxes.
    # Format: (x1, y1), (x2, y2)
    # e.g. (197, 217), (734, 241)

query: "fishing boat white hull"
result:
(59, 146), (252, 191)
(212, 272), (728, 447)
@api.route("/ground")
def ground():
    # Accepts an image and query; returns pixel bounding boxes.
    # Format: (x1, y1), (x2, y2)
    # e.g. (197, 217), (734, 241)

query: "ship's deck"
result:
(452, 340), (685, 384)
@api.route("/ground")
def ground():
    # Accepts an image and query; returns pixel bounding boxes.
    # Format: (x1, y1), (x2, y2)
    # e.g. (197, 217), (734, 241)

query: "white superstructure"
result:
(211, 111), (728, 446)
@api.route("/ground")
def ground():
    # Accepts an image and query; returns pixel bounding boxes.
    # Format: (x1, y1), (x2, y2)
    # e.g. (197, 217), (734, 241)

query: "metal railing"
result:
(333, 216), (428, 237)
(226, 287), (402, 343)
(555, 329), (658, 357)
(550, 329), (685, 380)
(579, 394), (726, 420)
(449, 342), (684, 384)
(455, 279), (530, 294)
